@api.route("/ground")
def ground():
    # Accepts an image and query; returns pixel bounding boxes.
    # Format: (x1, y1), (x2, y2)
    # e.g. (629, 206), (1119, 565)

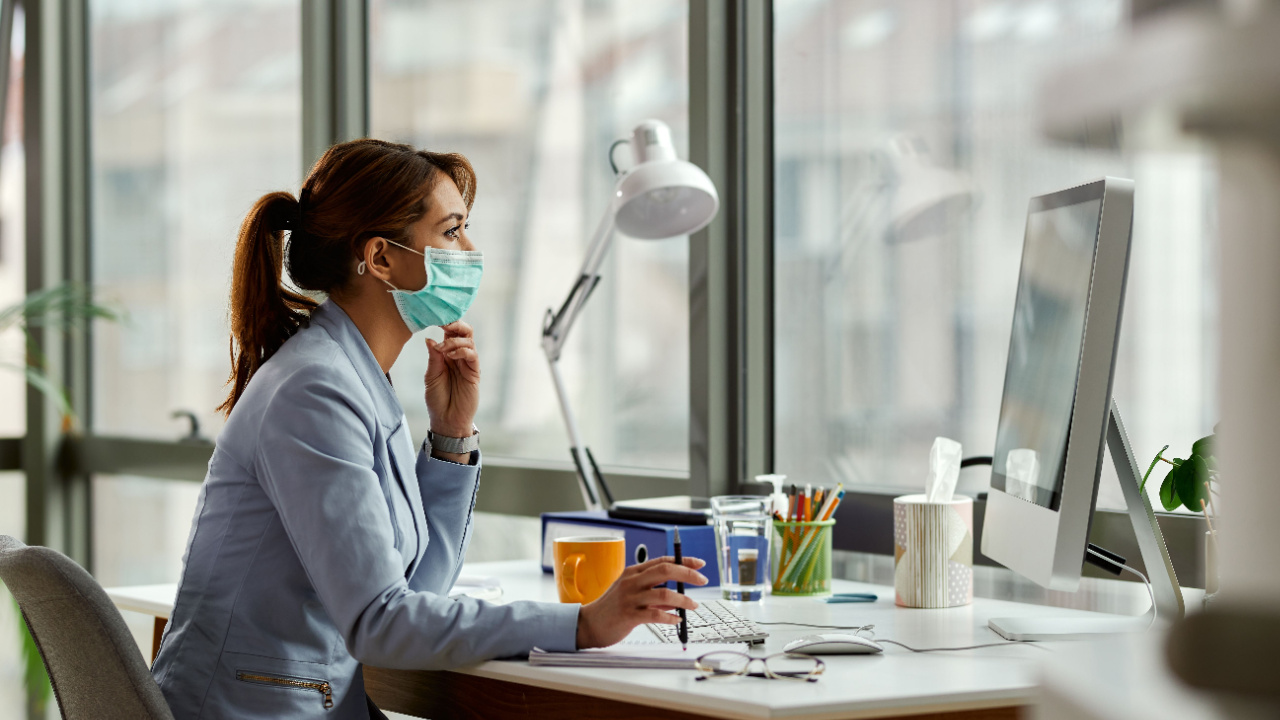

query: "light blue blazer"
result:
(151, 301), (578, 719)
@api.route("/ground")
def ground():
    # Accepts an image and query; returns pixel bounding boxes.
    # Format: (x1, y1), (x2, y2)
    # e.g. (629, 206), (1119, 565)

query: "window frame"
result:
(5, 0), (1207, 592)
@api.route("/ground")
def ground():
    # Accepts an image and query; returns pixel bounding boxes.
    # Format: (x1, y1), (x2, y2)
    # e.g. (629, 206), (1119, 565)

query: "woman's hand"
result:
(575, 556), (708, 649)
(424, 321), (480, 444)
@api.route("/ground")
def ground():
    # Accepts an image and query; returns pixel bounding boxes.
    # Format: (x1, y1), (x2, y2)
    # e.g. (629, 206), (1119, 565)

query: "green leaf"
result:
(1191, 435), (1216, 467)
(0, 362), (74, 421)
(1159, 466), (1182, 511)
(1177, 455), (1211, 513)
(0, 282), (122, 334)
(1140, 445), (1169, 495)
(13, 598), (52, 709)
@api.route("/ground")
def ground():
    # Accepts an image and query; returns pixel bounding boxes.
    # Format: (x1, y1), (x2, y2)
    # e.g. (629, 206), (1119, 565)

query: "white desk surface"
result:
(1035, 631), (1240, 720)
(105, 560), (1130, 719)
(104, 583), (178, 620)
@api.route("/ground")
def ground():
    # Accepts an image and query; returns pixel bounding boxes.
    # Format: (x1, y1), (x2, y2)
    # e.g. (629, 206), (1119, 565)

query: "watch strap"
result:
(428, 426), (480, 454)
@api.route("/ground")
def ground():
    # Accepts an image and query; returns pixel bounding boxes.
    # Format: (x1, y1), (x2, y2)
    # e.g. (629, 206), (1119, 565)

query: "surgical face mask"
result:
(360, 240), (484, 333)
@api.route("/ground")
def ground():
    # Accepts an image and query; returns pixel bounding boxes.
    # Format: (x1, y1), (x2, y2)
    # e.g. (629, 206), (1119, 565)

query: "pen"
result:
(674, 528), (687, 650)
(824, 592), (878, 604)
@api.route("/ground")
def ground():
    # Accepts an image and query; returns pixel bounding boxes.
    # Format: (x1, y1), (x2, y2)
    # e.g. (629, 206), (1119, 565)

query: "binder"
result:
(540, 511), (720, 588)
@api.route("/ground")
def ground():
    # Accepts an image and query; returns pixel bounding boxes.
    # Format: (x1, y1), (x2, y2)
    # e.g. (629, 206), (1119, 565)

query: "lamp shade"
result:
(885, 134), (974, 243)
(612, 120), (719, 240)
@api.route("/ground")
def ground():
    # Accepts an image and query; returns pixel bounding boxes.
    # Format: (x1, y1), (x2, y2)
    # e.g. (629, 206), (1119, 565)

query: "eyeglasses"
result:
(694, 651), (826, 682)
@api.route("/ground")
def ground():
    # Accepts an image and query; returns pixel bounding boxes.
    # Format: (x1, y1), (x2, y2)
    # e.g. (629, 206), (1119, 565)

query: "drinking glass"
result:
(711, 496), (772, 601)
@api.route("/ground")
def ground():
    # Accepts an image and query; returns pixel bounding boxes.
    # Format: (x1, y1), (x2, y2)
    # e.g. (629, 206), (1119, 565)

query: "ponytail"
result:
(218, 191), (318, 416)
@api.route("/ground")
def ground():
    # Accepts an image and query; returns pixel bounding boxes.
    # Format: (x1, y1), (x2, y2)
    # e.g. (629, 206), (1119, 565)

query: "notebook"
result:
(528, 643), (745, 670)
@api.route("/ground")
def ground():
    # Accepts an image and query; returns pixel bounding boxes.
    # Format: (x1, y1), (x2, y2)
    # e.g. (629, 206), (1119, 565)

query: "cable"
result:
(874, 638), (1048, 653)
(1086, 546), (1157, 630)
(764, 548), (1154, 653)
(760, 621), (1047, 653)
(607, 139), (629, 175)
(757, 622), (877, 632)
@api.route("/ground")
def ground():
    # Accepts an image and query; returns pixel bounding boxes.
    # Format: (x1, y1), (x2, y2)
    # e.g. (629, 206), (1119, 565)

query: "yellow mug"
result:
(553, 536), (625, 604)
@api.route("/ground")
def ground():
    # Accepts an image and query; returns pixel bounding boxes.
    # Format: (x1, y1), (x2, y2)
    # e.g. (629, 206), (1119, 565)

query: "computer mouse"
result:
(782, 633), (883, 655)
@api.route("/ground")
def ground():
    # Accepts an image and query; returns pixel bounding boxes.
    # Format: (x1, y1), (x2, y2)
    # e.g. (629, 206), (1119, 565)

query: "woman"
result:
(151, 139), (706, 719)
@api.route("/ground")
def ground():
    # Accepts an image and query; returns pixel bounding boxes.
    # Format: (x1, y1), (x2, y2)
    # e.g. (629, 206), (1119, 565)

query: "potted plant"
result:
(1, 283), (120, 719)
(1141, 430), (1218, 602)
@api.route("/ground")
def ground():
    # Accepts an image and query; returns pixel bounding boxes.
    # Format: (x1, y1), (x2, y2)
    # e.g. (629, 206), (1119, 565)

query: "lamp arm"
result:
(540, 204), (620, 512)
(541, 207), (617, 361)
(546, 357), (602, 511)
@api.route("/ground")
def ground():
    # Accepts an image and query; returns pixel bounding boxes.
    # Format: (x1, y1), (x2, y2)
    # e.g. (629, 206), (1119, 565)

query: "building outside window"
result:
(772, 0), (1217, 512)
(369, 0), (692, 473)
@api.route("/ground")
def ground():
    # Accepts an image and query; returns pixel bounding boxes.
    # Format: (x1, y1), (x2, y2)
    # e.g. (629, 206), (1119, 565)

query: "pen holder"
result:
(771, 520), (835, 596)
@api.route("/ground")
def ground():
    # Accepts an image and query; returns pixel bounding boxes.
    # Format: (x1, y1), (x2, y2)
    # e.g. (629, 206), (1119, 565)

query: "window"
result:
(85, 1), (303, 646)
(369, 0), (692, 472)
(0, 5), (25, 440)
(772, 0), (1218, 510)
(0, 8), (26, 714)
(90, 0), (302, 441)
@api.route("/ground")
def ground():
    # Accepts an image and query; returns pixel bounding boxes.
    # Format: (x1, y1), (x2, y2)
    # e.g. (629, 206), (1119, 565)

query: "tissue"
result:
(924, 437), (962, 504)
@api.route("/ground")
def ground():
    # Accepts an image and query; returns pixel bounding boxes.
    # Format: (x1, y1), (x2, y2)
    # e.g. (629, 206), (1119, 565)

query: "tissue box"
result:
(893, 495), (973, 608)
(540, 511), (719, 588)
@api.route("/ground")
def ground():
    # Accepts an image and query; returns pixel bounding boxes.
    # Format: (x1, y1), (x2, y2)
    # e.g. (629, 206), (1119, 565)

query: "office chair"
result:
(0, 535), (174, 719)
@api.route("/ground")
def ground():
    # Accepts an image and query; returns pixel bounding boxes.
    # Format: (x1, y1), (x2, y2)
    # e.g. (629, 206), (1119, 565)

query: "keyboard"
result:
(644, 600), (768, 645)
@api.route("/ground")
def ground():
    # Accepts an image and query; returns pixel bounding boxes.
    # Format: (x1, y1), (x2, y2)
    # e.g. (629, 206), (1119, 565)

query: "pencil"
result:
(780, 486), (846, 586)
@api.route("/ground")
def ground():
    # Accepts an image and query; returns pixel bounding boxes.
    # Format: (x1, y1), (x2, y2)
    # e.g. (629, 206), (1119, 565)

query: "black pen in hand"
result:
(674, 528), (688, 650)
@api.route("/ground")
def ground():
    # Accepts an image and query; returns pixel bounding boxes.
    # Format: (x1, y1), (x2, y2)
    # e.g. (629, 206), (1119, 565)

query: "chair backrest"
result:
(0, 535), (174, 720)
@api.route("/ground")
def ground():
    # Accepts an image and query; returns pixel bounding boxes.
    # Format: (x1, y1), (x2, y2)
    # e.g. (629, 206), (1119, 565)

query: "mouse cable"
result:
(757, 622), (1048, 653)
(756, 622), (877, 632)
(873, 638), (1049, 653)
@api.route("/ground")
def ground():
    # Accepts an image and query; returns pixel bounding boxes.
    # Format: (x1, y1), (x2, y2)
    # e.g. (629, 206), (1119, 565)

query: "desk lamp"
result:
(542, 119), (719, 511)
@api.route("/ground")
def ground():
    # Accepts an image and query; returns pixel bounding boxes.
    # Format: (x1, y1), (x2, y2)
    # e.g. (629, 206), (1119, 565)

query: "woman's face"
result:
(387, 175), (474, 292)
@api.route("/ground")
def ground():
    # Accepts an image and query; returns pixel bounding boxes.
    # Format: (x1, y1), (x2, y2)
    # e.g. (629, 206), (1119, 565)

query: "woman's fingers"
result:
(630, 562), (708, 591)
(627, 555), (706, 574)
(435, 337), (478, 364)
(644, 609), (681, 625)
(435, 338), (475, 356)
(440, 320), (474, 339)
(638, 587), (699, 611)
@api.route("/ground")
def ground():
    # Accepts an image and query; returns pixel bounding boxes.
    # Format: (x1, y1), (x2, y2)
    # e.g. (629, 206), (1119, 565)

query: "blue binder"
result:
(539, 511), (720, 588)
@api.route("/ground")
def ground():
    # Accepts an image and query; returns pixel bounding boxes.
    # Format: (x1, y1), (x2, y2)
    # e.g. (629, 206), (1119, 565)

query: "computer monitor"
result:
(982, 177), (1133, 591)
(981, 178), (1183, 640)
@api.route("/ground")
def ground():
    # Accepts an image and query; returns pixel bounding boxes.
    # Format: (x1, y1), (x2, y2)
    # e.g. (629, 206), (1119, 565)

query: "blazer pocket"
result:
(236, 668), (333, 709)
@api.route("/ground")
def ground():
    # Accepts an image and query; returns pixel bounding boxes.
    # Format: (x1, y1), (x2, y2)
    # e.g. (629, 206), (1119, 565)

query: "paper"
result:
(448, 576), (502, 602)
(924, 437), (962, 504)
(529, 643), (745, 670)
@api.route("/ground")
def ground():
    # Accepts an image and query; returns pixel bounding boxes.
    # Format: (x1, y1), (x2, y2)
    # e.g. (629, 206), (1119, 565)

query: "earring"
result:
(357, 260), (367, 275)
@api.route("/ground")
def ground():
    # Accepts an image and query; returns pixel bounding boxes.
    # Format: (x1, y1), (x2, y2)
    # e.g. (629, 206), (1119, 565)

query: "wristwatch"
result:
(427, 426), (480, 455)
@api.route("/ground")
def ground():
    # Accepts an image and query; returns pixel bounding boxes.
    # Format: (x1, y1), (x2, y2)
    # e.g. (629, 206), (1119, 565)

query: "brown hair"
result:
(218, 138), (477, 415)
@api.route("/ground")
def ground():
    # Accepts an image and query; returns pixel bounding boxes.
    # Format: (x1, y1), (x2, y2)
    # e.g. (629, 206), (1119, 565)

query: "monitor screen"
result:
(991, 193), (1103, 510)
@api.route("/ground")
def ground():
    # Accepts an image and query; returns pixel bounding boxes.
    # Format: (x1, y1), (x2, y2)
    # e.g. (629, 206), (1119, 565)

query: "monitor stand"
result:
(988, 400), (1186, 641)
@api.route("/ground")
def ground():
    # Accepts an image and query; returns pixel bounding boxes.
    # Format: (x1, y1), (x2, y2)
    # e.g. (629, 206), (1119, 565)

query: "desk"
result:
(107, 560), (1110, 719)
(103, 583), (175, 664)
